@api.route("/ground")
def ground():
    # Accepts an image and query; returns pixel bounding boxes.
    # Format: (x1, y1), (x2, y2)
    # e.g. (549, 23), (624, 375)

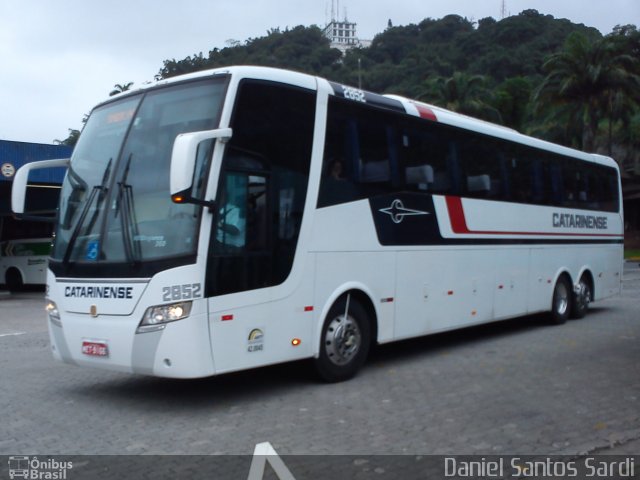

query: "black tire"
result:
(6, 268), (23, 292)
(549, 275), (571, 325)
(571, 275), (591, 319)
(315, 295), (371, 382)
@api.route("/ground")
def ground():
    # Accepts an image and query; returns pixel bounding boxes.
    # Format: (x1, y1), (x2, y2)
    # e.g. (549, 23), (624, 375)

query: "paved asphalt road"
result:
(0, 264), (638, 459)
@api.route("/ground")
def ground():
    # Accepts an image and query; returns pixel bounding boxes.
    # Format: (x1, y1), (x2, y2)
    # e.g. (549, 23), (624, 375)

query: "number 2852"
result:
(162, 283), (202, 302)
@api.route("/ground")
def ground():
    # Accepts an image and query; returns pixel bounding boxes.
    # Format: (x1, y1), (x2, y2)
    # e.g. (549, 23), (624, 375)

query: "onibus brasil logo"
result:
(8, 456), (72, 479)
(7, 447), (289, 480)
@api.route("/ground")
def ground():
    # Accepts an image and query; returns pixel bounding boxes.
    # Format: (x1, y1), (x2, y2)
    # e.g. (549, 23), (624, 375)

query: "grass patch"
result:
(624, 249), (640, 259)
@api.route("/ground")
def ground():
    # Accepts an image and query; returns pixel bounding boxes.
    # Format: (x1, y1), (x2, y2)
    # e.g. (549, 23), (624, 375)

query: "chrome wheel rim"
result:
(576, 282), (591, 311)
(324, 314), (362, 366)
(555, 281), (569, 316)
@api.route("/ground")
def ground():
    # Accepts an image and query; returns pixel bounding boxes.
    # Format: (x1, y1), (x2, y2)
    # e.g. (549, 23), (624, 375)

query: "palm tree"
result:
(534, 33), (640, 152)
(419, 72), (502, 123)
(109, 82), (134, 96)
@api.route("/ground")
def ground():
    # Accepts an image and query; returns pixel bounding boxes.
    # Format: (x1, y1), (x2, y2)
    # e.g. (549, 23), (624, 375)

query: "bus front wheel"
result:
(315, 295), (370, 382)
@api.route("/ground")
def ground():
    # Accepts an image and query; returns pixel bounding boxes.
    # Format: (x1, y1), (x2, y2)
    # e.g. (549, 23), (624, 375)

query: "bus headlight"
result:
(46, 300), (62, 327)
(137, 301), (192, 333)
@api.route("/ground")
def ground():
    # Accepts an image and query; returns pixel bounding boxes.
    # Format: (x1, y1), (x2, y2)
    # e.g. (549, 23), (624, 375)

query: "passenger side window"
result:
(457, 135), (505, 200)
(319, 98), (397, 207)
(399, 127), (451, 194)
(318, 96), (620, 215)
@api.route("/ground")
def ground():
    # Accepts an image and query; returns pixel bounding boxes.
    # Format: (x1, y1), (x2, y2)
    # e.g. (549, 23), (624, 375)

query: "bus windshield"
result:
(51, 77), (227, 267)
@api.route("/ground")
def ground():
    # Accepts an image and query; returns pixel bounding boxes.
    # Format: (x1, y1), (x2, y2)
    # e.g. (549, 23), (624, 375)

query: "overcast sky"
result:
(1, 0), (639, 145)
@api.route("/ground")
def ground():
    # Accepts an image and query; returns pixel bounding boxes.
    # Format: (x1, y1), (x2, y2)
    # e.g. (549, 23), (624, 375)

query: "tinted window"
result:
(457, 134), (506, 200)
(318, 96), (619, 213)
(319, 98), (397, 207)
(399, 125), (453, 195)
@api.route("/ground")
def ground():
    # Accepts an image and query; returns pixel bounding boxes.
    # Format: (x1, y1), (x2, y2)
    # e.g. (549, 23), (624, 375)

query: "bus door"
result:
(204, 79), (317, 373)
(209, 150), (271, 295)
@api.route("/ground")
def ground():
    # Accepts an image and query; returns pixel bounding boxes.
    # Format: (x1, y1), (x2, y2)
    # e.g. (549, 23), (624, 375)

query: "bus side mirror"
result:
(170, 128), (232, 207)
(12, 158), (70, 221)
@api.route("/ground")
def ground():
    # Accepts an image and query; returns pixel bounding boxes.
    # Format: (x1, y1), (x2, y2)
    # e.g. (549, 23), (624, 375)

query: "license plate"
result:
(82, 341), (109, 357)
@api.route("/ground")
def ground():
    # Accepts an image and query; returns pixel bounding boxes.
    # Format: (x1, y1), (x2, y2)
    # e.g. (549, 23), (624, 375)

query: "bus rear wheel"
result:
(571, 275), (592, 319)
(549, 275), (571, 324)
(315, 295), (370, 382)
(6, 268), (23, 292)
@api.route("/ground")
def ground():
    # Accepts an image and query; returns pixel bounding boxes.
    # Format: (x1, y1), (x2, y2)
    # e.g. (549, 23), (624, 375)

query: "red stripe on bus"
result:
(446, 196), (471, 233)
(444, 196), (622, 238)
(415, 104), (437, 121)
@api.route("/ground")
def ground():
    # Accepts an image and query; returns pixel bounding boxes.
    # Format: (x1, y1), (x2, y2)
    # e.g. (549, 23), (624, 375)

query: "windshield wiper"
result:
(62, 159), (112, 264)
(115, 153), (141, 264)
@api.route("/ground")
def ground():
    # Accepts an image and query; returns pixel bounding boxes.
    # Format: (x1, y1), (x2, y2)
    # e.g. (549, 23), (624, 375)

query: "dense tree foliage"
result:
(158, 26), (341, 79)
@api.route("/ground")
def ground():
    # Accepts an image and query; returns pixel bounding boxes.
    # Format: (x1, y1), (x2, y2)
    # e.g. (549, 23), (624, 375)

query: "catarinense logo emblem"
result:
(379, 199), (429, 224)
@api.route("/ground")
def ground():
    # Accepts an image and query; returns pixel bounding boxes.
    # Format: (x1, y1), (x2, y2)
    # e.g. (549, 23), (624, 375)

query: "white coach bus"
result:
(12, 66), (623, 381)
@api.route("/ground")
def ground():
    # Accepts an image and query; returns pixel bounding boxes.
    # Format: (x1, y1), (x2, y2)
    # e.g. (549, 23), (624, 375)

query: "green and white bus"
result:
(0, 215), (52, 289)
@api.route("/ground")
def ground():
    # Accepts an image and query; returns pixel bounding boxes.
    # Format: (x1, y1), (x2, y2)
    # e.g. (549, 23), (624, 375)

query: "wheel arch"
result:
(552, 268), (573, 286)
(576, 267), (595, 301)
(313, 282), (379, 358)
(5, 266), (24, 288)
